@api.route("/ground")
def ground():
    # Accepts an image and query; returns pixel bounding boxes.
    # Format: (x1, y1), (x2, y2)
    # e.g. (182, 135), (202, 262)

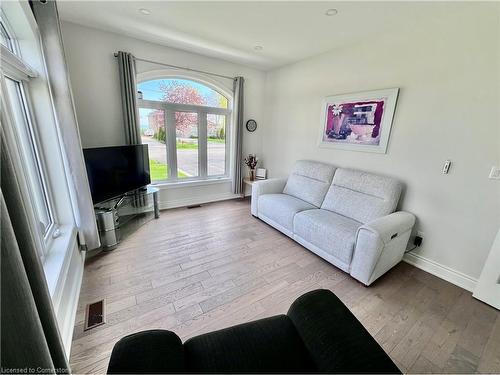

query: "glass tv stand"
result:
(94, 186), (159, 250)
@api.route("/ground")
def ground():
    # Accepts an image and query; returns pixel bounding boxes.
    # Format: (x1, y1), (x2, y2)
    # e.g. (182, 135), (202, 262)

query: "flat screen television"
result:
(83, 145), (151, 204)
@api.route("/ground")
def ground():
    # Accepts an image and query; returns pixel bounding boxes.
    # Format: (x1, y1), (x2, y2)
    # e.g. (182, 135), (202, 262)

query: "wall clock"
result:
(246, 119), (257, 132)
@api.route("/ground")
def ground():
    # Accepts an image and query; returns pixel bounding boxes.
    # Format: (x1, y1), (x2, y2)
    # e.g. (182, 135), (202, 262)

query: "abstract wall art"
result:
(319, 88), (399, 153)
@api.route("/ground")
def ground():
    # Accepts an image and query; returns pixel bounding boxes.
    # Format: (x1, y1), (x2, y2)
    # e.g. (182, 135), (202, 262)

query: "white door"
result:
(473, 228), (500, 310)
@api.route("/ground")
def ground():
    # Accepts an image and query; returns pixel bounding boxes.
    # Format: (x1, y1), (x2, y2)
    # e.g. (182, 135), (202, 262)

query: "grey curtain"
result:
(1, 132), (69, 373)
(233, 77), (245, 195)
(117, 51), (147, 207)
(32, 0), (100, 250)
(117, 51), (141, 145)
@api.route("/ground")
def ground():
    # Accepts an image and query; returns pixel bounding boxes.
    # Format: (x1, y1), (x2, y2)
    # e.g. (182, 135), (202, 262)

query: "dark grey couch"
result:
(107, 289), (400, 374)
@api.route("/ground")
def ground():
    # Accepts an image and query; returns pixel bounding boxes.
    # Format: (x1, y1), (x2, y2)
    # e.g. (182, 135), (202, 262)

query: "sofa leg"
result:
(356, 280), (369, 288)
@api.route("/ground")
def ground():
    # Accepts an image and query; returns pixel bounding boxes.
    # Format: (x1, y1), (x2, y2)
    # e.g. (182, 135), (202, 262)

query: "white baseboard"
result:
(403, 252), (477, 292)
(159, 192), (241, 210)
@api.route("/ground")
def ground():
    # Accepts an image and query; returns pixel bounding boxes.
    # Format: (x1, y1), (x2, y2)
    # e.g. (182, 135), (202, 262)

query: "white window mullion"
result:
(139, 99), (231, 116)
(224, 114), (231, 178)
(199, 111), (208, 178)
(165, 109), (178, 179)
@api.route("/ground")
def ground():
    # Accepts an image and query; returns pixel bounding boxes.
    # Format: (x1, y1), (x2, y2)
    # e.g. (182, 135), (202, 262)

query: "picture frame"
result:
(255, 168), (267, 180)
(318, 88), (399, 154)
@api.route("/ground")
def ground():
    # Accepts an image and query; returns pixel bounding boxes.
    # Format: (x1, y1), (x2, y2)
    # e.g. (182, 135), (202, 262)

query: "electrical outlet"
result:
(414, 231), (424, 247)
(407, 230), (424, 252)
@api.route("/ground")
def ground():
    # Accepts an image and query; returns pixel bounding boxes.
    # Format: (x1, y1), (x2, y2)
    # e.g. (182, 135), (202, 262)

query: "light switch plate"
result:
(489, 166), (500, 180)
(442, 160), (452, 174)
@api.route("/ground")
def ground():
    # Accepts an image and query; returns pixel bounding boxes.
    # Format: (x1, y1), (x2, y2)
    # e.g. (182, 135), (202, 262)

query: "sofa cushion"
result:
(321, 168), (402, 224)
(258, 194), (315, 234)
(108, 330), (185, 373)
(184, 315), (315, 373)
(294, 209), (362, 265)
(283, 160), (336, 207)
(287, 290), (401, 373)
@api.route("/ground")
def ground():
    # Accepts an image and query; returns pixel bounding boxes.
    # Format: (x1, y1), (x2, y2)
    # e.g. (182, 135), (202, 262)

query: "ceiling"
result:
(58, 1), (457, 70)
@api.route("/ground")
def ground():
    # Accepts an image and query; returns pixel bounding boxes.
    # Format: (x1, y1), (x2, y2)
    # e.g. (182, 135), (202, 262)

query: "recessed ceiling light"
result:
(325, 8), (338, 16)
(139, 8), (151, 15)
(254, 45), (263, 51)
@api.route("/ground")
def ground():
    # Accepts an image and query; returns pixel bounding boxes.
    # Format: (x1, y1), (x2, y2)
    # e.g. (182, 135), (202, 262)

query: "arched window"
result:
(137, 78), (231, 182)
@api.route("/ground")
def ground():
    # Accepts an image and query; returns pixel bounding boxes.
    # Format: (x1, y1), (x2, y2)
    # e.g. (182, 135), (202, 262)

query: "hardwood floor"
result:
(70, 199), (500, 374)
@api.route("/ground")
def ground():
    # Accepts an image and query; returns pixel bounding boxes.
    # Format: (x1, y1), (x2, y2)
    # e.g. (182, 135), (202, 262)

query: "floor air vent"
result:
(84, 299), (106, 331)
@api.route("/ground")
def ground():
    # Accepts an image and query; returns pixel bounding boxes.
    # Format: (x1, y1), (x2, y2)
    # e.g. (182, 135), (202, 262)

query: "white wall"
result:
(61, 21), (265, 206)
(261, 3), (500, 286)
(62, 4), (499, 289)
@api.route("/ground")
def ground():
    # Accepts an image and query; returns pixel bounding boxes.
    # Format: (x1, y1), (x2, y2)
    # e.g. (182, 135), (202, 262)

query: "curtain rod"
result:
(114, 53), (236, 81)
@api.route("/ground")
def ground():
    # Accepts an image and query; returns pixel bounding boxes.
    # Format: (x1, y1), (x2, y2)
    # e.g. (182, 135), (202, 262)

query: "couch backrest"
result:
(321, 168), (402, 223)
(283, 160), (336, 207)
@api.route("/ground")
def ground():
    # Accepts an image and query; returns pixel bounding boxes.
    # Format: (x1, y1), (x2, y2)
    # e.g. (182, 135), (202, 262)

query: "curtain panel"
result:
(116, 51), (147, 207)
(117, 51), (142, 145)
(1, 131), (69, 373)
(233, 77), (245, 195)
(31, 0), (100, 250)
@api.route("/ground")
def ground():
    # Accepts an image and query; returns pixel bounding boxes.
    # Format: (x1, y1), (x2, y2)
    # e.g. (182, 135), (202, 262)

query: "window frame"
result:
(1, 57), (59, 262)
(0, 3), (76, 264)
(0, 9), (19, 55)
(137, 74), (233, 184)
(3, 75), (56, 239)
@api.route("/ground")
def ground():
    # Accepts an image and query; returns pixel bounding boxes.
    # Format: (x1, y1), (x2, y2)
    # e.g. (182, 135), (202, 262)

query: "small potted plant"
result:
(244, 154), (258, 181)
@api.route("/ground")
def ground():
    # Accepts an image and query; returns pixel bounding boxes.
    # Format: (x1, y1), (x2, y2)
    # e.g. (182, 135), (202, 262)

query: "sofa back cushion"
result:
(283, 160), (336, 207)
(185, 315), (315, 372)
(321, 168), (402, 223)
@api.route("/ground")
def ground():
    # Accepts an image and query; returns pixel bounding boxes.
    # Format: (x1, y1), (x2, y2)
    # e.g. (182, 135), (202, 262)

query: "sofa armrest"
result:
(107, 330), (185, 374)
(250, 178), (287, 216)
(350, 211), (416, 285)
(287, 289), (400, 373)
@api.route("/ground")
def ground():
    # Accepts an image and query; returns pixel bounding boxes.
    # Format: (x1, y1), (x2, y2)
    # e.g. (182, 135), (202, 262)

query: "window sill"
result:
(43, 224), (77, 299)
(152, 177), (232, 189)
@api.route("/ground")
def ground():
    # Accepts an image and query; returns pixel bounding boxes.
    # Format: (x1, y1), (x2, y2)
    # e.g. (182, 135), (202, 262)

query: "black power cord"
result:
(405, 235), (423, 253)
(405, 245), (418, 253)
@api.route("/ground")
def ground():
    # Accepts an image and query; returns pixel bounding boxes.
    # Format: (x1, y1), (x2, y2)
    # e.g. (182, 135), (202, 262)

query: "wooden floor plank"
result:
(477, 314), (500, 373)
(70, 199), (499, 374)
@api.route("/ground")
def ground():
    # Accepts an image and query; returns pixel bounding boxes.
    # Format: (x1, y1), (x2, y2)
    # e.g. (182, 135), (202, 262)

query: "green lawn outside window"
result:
(149, 159), (189, 181)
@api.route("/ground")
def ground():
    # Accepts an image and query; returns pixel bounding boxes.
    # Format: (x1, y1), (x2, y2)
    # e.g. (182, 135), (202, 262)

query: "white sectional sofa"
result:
(251, 160), (416, 286)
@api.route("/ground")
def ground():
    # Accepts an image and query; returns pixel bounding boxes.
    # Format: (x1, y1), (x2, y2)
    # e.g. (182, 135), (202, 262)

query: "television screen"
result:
(83, 145), (151, 204)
